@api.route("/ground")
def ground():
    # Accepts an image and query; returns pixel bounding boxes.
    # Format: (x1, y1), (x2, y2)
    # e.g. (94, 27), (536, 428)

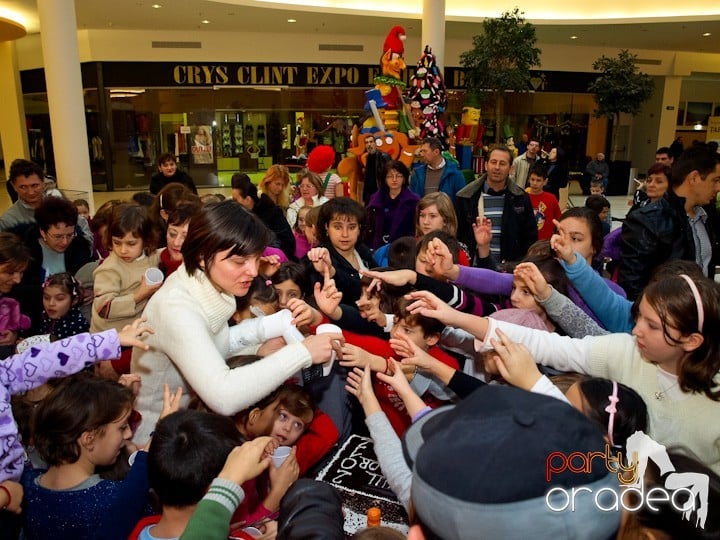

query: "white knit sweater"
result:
(131, 265), (312, 442)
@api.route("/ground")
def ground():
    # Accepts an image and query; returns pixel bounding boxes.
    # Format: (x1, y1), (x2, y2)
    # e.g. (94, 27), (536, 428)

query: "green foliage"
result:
(588, 49), (654, 119)
(460, 8), (541, 98)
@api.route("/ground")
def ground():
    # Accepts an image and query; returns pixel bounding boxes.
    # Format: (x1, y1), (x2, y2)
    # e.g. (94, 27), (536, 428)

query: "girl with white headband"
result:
(402, 269), (720, 475)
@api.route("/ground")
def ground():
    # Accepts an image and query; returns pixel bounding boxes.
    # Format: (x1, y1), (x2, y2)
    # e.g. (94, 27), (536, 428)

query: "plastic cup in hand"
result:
(272, 446), (292, 468)
(144, 267), (164, 286)
(316, 323), (341, 376)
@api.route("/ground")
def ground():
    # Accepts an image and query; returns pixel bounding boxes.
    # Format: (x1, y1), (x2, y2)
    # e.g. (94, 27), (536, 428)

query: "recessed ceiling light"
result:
(202, 19), (210, 24)
(703, 32), (712, 37)
(151, 4), (161, 8)
(570, 35), (578, 40)
(287, 18), (297, 23)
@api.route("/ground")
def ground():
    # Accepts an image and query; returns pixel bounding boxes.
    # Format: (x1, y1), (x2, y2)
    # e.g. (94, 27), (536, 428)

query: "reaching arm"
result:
(560, 253), (633, 333)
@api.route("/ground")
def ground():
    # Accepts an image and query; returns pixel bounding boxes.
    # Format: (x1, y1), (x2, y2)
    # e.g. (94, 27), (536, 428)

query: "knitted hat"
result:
(402, 385), (620, 540)
(383, 25), (406, 56)
(306, 145), (335, 175)
(489, 308), (547, 331)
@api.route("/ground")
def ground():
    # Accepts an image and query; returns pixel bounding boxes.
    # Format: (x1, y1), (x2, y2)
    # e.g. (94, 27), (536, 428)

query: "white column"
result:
(421, 0), (445, 72)
(0, 41), (29, 165)
(37, 0), (94, 210)
(657, 76), (682, 148)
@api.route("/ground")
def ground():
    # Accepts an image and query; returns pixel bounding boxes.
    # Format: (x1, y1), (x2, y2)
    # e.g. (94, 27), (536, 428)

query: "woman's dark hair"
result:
(182, 199), (272, 276)
(622, 450), (720, 539)
(35, 197), (78, 231)
(105, 202), (159, 254)
(381, 160), (410, 191)
(558, 207), (604, 260)
(33, 373), (134, 466)
(271, 262), (311, 299)
(577, 378), (648, 449)
(149, 410), (243, 507)
(316, 197), (365, 246)
(636, 275), (720, 399)
(166, 199), (202, 227)
(0, 232), (31, 272)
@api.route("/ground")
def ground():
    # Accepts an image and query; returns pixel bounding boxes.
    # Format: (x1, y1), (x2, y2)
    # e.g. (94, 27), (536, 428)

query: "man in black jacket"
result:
(231, 173), (296, 261)
(456, 145), (537, 267)
(619, 144), (720, 299)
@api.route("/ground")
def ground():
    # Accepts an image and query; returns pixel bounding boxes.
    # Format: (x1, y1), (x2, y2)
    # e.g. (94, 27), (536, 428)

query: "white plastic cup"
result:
(272, 446), (292, 468)
(316, 323), (341, 376)
(144, 267), (164, 286)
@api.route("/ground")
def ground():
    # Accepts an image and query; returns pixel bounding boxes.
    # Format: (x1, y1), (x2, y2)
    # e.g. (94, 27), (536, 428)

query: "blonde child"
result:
(293, 206), (313, 260)
(39, 272), (89, 339)
(92, 203), (161, 376)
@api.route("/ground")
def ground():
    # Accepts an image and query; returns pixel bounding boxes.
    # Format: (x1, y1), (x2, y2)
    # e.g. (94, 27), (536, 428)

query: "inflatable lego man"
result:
(374, 25), (407, 128)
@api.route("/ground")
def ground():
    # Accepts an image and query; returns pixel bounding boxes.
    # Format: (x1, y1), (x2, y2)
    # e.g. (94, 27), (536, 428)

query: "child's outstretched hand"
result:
(490, 329), (542, 390)
(473, 217), (493, 258)
(312, 266), (342, 320)
(390, 332), (437, 371)
(376, 358), (413, 396)
(159, 383), (183, 420)
(360, 268), (416, 290)
(345, 365), (381, 416)
(259, 254), (281, 277)
(405, 290), (456, 326)
(219, 436), (276, 486)
(426, 237), (458, 280)
(118, 318), (153, 350)
(307, 247), (334, 276)
(550, 219), (576, 264)
(0, 480), (23, 514)
(514, 262), (551, 301)
(286, 298), (321, 328)
(339, 343), (373, 369)
(118, 373), (142, 397)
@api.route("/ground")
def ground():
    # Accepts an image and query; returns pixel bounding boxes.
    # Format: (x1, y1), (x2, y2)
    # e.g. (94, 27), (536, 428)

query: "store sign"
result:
(21, 61), (597, 94)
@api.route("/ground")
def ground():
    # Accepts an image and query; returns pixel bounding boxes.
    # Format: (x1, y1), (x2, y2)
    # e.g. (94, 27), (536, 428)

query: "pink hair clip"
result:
(265, 279), (272, 286)
(604, 381), (619, 447)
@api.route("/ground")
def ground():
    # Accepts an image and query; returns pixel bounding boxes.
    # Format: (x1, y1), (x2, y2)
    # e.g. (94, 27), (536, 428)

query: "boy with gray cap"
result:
(403, 385), (620, 540)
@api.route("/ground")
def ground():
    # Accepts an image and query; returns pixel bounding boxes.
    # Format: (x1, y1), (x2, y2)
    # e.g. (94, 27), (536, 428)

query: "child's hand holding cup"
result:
(315, 323), (342, 376)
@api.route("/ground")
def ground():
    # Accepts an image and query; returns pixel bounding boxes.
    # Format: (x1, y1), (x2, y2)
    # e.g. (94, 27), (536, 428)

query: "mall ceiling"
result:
(2, 0), (720, 54)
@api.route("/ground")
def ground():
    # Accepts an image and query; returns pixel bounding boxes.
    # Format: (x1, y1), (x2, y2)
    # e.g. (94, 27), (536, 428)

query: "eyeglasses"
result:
(46, 232), (77, 241)
(386, 173), (404, 179)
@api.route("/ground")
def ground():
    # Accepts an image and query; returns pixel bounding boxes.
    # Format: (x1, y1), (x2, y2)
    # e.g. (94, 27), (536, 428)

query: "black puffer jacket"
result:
(277, 479), (344, 540)
(618, 188), (718, 300)
(456, 174), (537, 266)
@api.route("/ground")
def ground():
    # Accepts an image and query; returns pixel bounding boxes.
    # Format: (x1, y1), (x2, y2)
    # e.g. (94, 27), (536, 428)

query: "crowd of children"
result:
(0, 141), (719, 540)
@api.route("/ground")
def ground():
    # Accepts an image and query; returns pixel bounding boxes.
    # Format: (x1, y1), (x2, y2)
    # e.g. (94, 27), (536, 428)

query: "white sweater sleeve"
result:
(476, 318), (595, 375)
(530, 375), (571, 405)
(150, 304), (312, 416)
